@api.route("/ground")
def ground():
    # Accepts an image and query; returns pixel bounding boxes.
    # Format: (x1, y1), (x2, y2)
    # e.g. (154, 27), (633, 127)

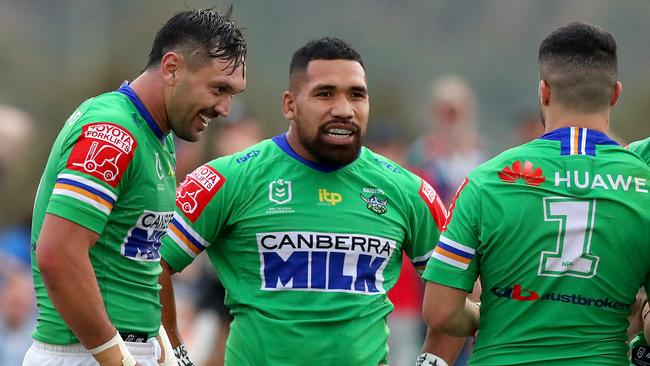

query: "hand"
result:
(173, 344), (195, 366)
(89, 332), (137, 366)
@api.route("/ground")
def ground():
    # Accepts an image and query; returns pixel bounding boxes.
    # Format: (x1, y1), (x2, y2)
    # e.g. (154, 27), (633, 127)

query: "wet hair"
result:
(145, 7), (246, 73)
(289, 37), (364, 87)
(538, 21), (617, 112)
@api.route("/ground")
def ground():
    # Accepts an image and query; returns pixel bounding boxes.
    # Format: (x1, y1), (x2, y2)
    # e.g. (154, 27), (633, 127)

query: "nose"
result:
(214, 95), (233, 118)
(330, 96), (354, 120)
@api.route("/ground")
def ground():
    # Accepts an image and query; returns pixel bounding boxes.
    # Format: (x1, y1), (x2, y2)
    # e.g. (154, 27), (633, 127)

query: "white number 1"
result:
(538, 197), (599, 278)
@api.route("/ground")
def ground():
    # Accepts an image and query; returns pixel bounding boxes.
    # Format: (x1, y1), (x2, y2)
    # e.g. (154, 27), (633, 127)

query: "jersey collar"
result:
(272, 133), (354, 173)
(539, 127), (619, 156)
(116, 81), (166, 144)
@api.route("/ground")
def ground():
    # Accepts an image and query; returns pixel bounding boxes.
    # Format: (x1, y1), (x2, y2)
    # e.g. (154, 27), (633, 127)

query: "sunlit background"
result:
(0, 1), (649, 365)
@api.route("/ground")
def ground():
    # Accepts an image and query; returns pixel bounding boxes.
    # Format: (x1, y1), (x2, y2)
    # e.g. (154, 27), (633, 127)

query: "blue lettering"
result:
(311, 252), (327, 289)
(328, 252), (353, 290)
(354, 254), (385, 293)
(263, 251), (308, 288)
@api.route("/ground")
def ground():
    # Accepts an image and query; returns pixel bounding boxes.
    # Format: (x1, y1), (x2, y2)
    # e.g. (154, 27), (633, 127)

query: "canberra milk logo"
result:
(257, 231), (395, 295)
(121, 210), (174, 262)
(269, 179), (292, 204)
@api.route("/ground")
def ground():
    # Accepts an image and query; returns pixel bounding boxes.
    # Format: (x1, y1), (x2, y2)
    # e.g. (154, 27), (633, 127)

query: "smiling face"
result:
(166, 57), (246, 142)
(283, 59), (369, 165)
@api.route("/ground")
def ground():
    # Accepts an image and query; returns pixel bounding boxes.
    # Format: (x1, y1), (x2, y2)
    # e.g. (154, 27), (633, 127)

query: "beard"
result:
(296, 121), (364, 166)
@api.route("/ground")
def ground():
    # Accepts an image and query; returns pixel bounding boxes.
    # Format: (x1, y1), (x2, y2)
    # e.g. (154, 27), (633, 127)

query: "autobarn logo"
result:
(176, 165), (225, 222)
(66, 122), (137, 188)
(257, 231), (395, 295)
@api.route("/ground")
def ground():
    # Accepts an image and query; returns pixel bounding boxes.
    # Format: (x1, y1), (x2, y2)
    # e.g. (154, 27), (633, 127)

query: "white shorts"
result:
(22, 338), (161, 366)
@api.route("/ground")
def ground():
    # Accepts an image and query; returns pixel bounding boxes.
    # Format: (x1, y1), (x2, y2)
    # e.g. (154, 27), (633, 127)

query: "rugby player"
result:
(24, 9), (246, 366)
(422, 22), (650, 365)
(158, 37), (463, 366)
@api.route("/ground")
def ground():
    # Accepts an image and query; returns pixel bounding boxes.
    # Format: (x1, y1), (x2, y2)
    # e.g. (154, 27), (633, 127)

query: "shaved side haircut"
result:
(538, 21), (617, 113)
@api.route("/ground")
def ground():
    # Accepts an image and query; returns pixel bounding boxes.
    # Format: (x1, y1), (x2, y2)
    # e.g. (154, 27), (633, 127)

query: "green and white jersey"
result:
(628, 137), (650, 166)
(423, 127), (650, 365)
(31, 83), (176, 344)
(161, 134), (447, 366)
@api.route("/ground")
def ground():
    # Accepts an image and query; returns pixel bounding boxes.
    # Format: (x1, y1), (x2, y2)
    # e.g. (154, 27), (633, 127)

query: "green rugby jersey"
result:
(162, 134), (447, 365)
(628, 137), (650, 166)
(31, 83), (176, 344)
(423, 127), (650, 365)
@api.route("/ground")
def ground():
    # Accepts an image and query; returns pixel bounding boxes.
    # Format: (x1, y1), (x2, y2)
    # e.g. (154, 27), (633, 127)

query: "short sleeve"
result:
(422, 177), (480, 291)
(161, 162), (228, 272)
(403, 178), (448, 274)
(47, 119), (138, 234)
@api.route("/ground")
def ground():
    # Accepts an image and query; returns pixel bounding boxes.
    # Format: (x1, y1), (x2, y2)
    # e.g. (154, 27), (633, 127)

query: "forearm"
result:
(159, 260), (183, 348)
(421, 327), (465, 365)
(39, 249), (115, 348)
(445, 299), (480, 337)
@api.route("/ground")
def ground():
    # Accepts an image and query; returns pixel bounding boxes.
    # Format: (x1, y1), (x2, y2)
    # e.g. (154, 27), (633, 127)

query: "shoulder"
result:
(64, 92), (139, 140)
(628, 137), (650, 165)
(359, 147), (422, 187)
(200, 138), (278, 180)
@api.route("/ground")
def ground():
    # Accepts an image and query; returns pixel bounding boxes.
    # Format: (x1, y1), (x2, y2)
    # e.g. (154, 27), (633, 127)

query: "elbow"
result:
(423, 307), (454, 333)
(422, 295), (454, 332)
(35, 241), (65, 281)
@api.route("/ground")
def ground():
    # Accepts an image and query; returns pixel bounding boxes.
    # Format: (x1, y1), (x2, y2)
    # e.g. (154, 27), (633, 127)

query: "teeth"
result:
(327, 128), (352, 136)
(199, 114), (211, 126)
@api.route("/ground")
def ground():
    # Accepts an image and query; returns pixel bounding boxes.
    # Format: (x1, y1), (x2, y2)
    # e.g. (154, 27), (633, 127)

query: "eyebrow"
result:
(311, 84), (368, 93)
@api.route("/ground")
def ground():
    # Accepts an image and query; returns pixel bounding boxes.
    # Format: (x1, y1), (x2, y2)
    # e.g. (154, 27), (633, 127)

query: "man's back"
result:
(427, 127), (650, 365)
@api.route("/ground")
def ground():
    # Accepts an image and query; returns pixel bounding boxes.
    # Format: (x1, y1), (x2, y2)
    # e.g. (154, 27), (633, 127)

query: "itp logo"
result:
(269, 179), (292, 204)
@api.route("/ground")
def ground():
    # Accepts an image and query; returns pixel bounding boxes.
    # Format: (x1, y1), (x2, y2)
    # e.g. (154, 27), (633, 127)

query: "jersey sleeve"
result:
(422, 177), (480, 291)
(47, 109), (138, 234)
(404, 178), (448, 274)
(161, 162), (228, 272)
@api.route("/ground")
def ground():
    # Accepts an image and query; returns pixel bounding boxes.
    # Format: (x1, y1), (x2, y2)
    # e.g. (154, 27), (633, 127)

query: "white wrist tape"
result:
(416, 352), (449, 366)
(157, 325), (178, 366)
(88, 332), (124, 355)
(87, 331), (136, 366)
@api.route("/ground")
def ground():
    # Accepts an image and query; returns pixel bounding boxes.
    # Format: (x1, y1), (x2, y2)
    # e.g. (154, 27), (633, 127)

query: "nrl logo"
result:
(360, 194), (388, 215)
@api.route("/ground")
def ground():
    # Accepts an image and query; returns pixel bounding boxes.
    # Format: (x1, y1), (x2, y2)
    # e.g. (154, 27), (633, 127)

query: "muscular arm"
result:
(422, 281), (480, 337)
(35, 213), (116, 348)
(159, 259), (183, 348)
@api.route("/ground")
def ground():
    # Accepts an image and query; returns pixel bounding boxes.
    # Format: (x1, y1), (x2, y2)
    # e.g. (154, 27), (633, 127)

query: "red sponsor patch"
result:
(498, 160), (545, 186)
(66, 122), (137, 187)
(418, 179), (448, 232)
(444, 177), (469, 231)
(176, 165), (225, 222)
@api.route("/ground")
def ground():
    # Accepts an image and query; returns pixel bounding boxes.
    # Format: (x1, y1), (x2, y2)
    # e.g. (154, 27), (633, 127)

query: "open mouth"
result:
(198, 113), (212, 127)
(325, 127), (354, 139)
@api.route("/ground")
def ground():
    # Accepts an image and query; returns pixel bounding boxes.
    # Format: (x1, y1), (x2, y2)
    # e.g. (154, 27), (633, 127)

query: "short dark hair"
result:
(538, 22), (617, 113)
(145, 8), (246, 73)
(289, 37), (364, 85)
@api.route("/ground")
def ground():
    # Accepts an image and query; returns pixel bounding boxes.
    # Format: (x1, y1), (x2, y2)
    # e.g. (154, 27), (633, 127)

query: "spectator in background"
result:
(0, 270), (36, 366)
(407, 75), (487, 205)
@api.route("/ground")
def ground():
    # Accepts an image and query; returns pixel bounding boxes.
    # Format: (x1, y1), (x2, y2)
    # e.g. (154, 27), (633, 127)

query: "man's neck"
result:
(543, 108), (610, 135)
(129, 72), (169, 134)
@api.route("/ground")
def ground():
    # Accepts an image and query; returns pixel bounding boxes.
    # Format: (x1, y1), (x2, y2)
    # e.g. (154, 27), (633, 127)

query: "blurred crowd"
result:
(0, 74), (569, 366)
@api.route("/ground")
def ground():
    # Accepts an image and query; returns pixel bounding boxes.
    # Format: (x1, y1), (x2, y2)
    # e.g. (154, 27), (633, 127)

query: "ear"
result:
(539, 80), (551, 106)
(160, 52), (184, 86)
(282, 90), (296, 121)
(610, 81), (622, 107)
